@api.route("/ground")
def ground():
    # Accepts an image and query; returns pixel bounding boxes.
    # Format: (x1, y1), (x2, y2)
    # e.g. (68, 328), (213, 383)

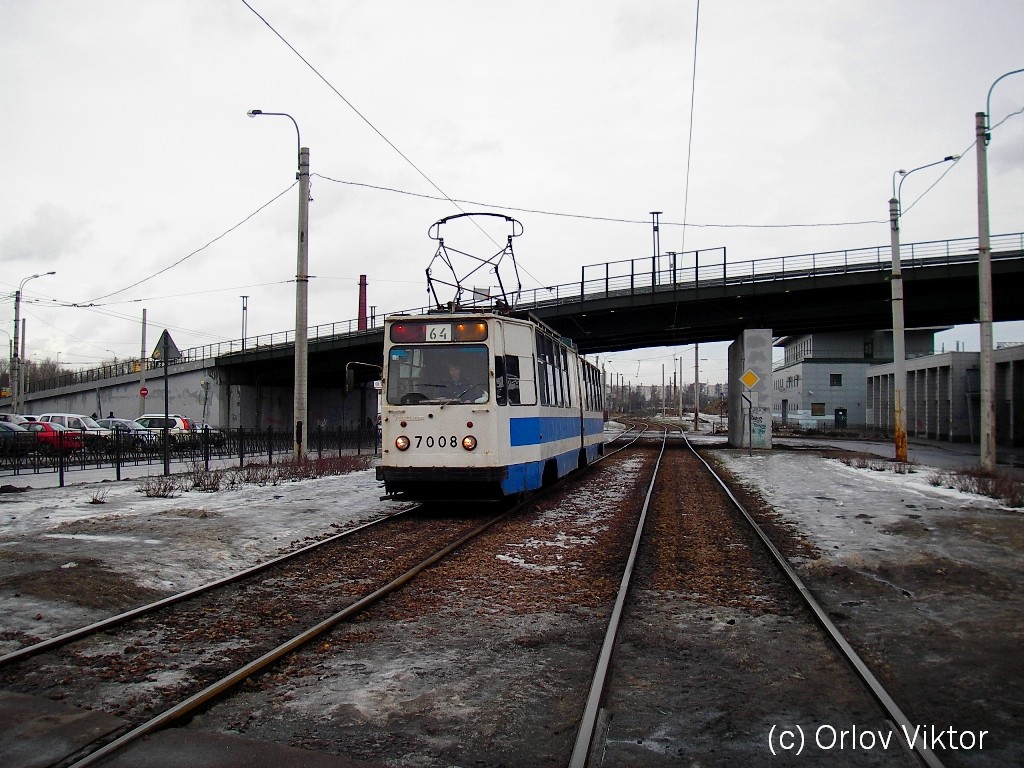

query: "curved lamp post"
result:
(887, 156), (958, 461)
(248, 109), (310, 459)
(975, 68), (1023, 471)
(12, 271), (56, 413)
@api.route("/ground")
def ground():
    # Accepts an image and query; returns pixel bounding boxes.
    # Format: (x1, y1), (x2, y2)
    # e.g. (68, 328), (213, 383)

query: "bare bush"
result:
(925, 465), (1023, 508)
(137, 475), (179, 498)
(188, 467), (223, 493)
(133, 455), (373, 498)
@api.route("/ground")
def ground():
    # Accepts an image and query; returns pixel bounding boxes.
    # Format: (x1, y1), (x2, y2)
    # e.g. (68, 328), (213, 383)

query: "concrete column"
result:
(727, 329), (772, 449)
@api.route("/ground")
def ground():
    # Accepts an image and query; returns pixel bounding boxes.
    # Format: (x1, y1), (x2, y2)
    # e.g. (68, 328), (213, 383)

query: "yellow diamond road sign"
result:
(740, 369), (760, 389)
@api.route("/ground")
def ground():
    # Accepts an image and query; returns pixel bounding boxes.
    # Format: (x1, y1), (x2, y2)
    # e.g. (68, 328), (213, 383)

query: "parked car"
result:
(36, 413), (113, 451)
(190, 422), (227, 447)
(137, 414), (192, 444)
(24, 421), (86, 455)
(96, 418), (159, 450)
(0, 422), (35, 457)
(0, 414), (33, 426)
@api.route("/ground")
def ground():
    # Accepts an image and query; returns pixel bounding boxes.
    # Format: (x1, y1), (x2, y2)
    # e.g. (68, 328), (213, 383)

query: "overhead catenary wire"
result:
(902, 104), (1024, 216)
(84, 182), (297, 304)
(239, 1), (501, 243)
(678, 0), (701, 255)
(311, 173), (885, 229)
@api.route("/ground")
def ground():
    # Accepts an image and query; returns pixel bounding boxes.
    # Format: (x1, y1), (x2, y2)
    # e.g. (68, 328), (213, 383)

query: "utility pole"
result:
(693, 344), (699, 431)
(139, 309), (147, 418)
(650, 211), (662, 287)
(248, 109), (310, 460)
(888, 195), (908, 462)
(975, 110), (995, 472)
(294, 145), (310, 459)
(974, 67), (1024, 471)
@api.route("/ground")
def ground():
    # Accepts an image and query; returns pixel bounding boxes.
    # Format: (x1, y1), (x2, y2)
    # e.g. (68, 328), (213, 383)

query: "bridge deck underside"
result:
(215, 257), (1024, 384)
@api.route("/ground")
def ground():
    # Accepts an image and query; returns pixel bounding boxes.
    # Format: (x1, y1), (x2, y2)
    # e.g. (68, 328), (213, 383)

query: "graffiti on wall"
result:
(751, 405), (771, 448)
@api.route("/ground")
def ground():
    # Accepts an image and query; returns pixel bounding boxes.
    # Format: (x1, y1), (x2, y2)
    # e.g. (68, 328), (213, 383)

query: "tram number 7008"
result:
(412, 435), (460, 449)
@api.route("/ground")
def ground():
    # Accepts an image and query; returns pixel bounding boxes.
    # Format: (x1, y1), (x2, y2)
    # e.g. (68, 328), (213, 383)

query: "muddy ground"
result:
(0, 446), (1020, 767)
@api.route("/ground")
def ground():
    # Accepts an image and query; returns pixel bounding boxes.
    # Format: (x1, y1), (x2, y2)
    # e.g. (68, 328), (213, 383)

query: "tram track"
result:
(1, 426), (959, 766)
(1, 434), (655, 767)
(0, 504), (518, 767)
(571, 428), (941, 767)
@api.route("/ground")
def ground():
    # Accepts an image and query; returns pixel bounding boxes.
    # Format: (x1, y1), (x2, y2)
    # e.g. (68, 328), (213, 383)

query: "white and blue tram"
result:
(376, 310), (605, 500)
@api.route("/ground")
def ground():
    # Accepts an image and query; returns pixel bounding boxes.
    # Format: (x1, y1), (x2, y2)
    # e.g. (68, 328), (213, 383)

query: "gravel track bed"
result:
(596, 443), (916, 767)
(0, 513), (485, 726)
(187, 444), (661, 766)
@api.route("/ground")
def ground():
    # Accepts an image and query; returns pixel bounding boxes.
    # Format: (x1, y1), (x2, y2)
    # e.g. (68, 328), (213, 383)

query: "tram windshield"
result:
(386, 344), (490, 405)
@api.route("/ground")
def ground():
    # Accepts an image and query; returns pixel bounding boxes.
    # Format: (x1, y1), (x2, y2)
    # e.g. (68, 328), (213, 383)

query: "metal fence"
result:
(0, 426), (380, 487)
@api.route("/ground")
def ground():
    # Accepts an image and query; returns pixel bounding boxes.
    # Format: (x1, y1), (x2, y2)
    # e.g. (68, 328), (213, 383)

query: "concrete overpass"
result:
(10, 232), (1024, 431)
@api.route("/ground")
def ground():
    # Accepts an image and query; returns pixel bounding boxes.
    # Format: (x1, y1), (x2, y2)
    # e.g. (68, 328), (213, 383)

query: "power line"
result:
(679, 0), (701, 254)
(312, 173), (885, 229)
(84, 182), (297, 304)
(240, 1), (473, 225)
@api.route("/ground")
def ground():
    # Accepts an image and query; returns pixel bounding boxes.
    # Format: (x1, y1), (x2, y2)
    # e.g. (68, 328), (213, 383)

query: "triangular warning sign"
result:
(152, 330), (181, 361)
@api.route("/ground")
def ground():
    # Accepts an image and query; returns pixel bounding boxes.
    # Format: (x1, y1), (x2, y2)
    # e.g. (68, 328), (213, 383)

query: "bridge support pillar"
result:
(728, 329), (773, 449)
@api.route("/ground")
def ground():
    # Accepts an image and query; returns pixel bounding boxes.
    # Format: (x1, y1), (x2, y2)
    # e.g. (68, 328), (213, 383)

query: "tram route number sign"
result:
(425, 323), (451, 342)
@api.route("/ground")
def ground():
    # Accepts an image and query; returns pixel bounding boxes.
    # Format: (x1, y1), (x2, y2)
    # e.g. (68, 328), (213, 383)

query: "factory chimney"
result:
(358, 275), (368, 330)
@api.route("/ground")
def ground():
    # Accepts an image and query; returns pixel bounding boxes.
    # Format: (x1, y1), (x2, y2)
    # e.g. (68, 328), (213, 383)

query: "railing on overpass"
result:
(23, 232), (1024, 395)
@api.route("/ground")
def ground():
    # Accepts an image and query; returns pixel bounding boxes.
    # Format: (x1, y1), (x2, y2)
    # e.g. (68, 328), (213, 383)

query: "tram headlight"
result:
(462, 435), (477, 451)
(395, 435), (411, 451)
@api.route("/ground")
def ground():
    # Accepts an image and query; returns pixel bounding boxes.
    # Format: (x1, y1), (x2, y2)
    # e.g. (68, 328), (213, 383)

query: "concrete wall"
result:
(728, 329), (772, 449)
(863, 348), (1024, 445)
(7, 361), (377, 431)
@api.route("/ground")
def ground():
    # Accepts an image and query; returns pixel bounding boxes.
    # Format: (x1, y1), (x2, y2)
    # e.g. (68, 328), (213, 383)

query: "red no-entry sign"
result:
(140, 386), (149, 397)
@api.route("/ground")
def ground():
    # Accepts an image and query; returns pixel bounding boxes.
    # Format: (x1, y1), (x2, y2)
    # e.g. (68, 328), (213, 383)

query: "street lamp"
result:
(975, 68), (1023, 472)
(0, 329), (11, 400)
(12, 271), (55, 413)
(240, 295), (249, 351)
(248, 109), (310, 459)
(887, 155), (958, 462)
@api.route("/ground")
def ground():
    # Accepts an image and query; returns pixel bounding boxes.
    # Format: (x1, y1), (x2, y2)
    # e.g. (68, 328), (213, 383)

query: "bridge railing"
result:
(20, 232), (1024, 396)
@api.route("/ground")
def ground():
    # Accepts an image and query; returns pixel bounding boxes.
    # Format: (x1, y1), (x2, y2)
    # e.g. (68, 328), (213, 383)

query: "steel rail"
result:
(682, 436), (945, 768)
(67, 505), (517, 768)
(0, 505), (419, 667)
(592, 419), (648, 462)
(569, 425), (668, 767)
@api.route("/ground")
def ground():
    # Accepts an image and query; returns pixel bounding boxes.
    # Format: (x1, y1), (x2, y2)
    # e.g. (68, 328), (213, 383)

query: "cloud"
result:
(0, 203), (91, 270)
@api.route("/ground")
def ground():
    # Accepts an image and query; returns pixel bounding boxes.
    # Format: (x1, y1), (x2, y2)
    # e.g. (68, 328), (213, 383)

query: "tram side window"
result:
(536, 333), (553, 406)
(505, 355), (520, 405)
(496, 354), (534, 406)
(558, 346), (571, 408)
(495, 356), (507, 406)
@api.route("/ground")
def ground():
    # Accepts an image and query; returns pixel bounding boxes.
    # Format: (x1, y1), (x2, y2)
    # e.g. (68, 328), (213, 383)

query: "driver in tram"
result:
(442, 360), (487, 402)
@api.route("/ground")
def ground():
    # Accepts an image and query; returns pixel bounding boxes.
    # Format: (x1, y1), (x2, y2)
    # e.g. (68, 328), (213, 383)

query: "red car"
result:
(25, 421), (86, 455)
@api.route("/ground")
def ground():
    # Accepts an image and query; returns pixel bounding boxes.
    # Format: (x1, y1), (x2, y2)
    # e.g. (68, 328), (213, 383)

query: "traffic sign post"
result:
(151, 329), (179, 476)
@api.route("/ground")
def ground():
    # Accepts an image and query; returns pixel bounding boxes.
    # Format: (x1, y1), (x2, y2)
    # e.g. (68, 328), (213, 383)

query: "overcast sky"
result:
(2, 1), (1022, 391)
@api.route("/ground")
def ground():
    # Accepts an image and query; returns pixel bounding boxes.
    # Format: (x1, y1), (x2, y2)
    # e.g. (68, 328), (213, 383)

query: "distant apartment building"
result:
(772, 329), (942, 428)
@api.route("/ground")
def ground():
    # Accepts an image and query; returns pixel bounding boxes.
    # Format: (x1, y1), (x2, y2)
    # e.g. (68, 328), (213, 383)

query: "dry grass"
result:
(138, 455), (374, 496)
(928, 466), (1024, 508)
